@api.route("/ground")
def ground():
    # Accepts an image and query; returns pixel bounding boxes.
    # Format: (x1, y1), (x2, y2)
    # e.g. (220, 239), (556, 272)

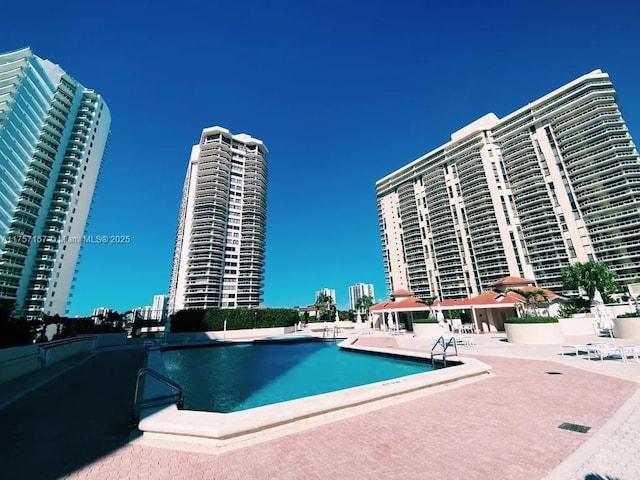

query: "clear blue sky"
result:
(4, 0), (640, 314)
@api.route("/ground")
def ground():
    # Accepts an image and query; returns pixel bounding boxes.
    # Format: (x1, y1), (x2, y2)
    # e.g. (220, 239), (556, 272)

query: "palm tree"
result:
(562, 261), (618, 304)
(314, 292), (334, 321)
(355, 295), (373, 315)
(507, 288), (549, 317)
(421, 297), (435, 319)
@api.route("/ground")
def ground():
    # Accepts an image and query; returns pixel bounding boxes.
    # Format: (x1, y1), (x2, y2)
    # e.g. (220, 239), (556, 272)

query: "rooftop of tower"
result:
(199, 126), (268, 153)
(376, 69), (607, 188)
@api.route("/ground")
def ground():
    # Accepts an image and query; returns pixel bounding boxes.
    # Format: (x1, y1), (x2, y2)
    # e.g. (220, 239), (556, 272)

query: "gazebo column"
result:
(470, 306), (481, 333)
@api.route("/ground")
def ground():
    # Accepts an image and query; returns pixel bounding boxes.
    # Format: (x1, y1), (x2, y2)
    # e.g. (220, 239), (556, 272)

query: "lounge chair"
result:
(586, 344), (627, 362)
(618, 345), (640, 363)
(562, 343), (610, 357)
(439, 335), (474, 347)
(390, 325), (406, 335)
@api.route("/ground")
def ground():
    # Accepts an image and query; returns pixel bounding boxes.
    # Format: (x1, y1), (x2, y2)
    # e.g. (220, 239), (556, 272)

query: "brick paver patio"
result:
(3, 336), (633, 480)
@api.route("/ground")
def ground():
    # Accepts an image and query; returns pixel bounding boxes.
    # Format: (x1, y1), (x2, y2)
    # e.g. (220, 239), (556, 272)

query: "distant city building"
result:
(0, 47), (110, 319)
(151, 294), (168, 322)
(349, 283), (375, 310)
(91, 307), (115, 322)
(132, 306), (153, 320)
(315, 288), (336, 304)
(377, 69), (640, 300)
(169, 126), (268, 312)
(92, 307), (112, 317)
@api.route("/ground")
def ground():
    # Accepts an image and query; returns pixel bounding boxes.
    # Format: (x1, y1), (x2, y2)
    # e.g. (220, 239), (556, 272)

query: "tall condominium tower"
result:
(315, 288), (336, 304)
(151, 294), (168, 322)
(169, 126), (267, 312)
(377, 70), (640, 300)
(348, 283), (375, 310)
(0, 47), (110, 319)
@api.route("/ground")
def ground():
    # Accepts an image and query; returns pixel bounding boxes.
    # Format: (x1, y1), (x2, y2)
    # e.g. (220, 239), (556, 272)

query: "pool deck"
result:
(1, 333), (639, 479)
(138, 337), (491, 446)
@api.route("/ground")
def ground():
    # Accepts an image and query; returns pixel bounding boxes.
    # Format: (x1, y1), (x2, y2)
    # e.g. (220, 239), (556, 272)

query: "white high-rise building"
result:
(91, 307), (114, 321)
(151, 294), (168, 322)
(169, 126), (267, 312)
(377, 70), (640, 300)
(315, 288), (336, 304)
(0, 47), (110, 319)
(348, 283), (375, 311)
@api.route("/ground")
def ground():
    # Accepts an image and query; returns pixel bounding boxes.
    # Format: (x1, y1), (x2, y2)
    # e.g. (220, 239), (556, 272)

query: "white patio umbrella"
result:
(593, 289), (614, 342)
(356, 311), (363, 325)
(335, 310), (340, 324)
(387, 311), (395, 331)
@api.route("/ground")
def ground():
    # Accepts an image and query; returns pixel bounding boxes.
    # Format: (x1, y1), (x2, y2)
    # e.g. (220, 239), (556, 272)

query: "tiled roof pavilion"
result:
(370, 277), (566, 333)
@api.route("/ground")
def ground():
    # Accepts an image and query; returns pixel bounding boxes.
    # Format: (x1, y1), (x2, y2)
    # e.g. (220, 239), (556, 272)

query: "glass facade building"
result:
(0, 47), (110, 318)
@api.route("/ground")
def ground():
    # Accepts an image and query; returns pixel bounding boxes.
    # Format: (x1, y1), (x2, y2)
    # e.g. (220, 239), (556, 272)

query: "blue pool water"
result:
(162, 341), (434, 413)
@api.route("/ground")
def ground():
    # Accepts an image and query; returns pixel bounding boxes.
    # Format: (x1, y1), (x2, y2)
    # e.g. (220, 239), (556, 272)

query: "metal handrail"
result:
(133, 367), (184, 413)
(445, 336), (459, 356)
(38, 335), (98, 350)
(323, 324), (338, 341)
(430, 335), (459, 366)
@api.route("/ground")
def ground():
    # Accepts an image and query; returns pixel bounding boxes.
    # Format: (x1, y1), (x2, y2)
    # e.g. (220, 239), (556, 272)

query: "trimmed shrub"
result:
(171, 308), (298, 332)
(170, 309), (206, 332)
(0, 318), (39, 348)
(617, 312), (640, 319)
(504, 316), (559, 324)
(558, 298), (591, 318)
(412, 318), (439, 324)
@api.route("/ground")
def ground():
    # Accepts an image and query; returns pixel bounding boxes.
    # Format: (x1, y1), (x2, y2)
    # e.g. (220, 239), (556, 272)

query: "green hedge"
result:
(63, 318), (126, 335)
(0, 318), (39, 348)
(617, 312), (640, 318)
(412, 318), (439, 324)
(504, 316), (559, 324)
(171, 308), (299, 332)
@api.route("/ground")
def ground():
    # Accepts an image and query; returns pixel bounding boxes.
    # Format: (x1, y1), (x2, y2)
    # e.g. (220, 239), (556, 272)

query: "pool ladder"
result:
(323, 325), (338, 341)
(430, 336), (458, 367)
(133, 367), (184, 420)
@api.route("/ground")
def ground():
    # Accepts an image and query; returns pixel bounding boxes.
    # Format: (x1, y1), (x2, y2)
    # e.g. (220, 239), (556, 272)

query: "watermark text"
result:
(2, 234), (132, 245)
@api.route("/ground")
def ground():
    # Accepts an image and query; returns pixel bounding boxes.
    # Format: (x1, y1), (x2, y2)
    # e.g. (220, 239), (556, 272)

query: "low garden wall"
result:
(78, 333), (128, 347)
(0, 336), (97, 385)
(505, 318), (564, 345)
(42, 337), (97, 365)
(0, 344), (39, 384)
(558, 314), (596, 336)
(166, 326), (297, 342)
(307, 321), (356, 332)
(413, 322), (446, 338)
(613, 317), (640, 340)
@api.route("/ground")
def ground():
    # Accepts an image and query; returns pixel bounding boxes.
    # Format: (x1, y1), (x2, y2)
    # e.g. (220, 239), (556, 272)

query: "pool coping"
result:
(137, 336), (492, 445)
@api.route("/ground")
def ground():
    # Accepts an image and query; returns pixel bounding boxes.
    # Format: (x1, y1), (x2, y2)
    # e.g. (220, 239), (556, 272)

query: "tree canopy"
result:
(507, 288), (548, 317)
(561, 261), (618, 303)
(315, 292), (334, 305)
(354, 295), (373, 313)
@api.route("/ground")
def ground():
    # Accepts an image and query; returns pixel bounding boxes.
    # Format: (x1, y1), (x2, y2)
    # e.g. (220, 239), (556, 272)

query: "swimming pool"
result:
(162, 341), (434, 413)
(137, 339), (491, 445)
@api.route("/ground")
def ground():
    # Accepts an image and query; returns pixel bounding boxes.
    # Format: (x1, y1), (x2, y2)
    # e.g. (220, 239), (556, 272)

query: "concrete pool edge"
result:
(136, 340), (492, 445)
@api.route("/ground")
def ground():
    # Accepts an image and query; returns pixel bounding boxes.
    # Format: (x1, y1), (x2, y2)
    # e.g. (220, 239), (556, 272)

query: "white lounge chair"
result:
(562, 343), (610, 357)
(618, 345), (640, 363)
(587, 344), (626, 362)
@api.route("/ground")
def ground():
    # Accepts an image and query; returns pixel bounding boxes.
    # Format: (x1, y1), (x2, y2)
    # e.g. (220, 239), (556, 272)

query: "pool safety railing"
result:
(133, 367), (184, 417)
(323, 324), (339, 341)
(430, 336), (458, 367)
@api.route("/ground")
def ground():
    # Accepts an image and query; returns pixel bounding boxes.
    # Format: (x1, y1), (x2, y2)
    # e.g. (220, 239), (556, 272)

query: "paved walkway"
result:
(0, 335), (638, 479)
(0, 345), (145, 480)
